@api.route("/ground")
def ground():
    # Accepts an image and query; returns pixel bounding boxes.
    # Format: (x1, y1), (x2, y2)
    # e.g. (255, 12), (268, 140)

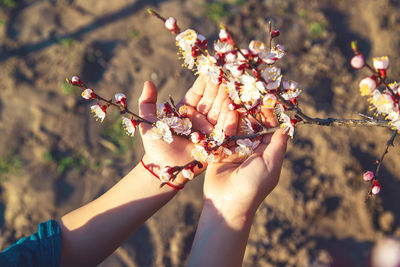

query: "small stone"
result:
(379, 211), (394, 232)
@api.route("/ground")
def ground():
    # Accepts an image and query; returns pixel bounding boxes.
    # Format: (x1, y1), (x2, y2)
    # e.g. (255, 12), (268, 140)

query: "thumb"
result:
(139, 81), (158, 133)
(139, 81), (158, 122)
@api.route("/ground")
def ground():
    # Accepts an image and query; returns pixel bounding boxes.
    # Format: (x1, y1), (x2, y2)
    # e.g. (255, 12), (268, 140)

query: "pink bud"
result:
(81, 88), (96, 100)
(350, 54), (365, 69)
(271, 29), (280, 38)
(372, 180), (381, 195)
(165, 17), (178, 32)
(71, 75), (82, 85)
(115, 93), (127, 107)
(363, 171), (374, 181)
(219, 29), (228, 40)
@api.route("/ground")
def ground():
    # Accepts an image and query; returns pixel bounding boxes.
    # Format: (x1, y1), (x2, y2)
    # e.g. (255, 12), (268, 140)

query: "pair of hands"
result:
(138, 76), (288, 218)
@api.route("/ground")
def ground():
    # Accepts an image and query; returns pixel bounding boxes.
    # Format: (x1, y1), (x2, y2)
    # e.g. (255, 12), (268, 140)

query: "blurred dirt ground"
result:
(1, 0), (400, 266)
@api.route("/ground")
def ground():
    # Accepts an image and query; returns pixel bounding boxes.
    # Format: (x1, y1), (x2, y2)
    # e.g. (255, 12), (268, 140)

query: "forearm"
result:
(187, 200), (255, 267)
(58, 158), (180, 266)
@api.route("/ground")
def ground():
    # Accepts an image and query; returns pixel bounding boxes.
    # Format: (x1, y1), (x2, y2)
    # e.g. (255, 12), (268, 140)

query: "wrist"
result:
(202, 197), (256, 230)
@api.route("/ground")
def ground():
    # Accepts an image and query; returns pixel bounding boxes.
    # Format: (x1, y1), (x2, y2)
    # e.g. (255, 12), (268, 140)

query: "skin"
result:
(57, 76), (288, 267)
(58, 77), (228, 266)
(188, 107), (288, 267)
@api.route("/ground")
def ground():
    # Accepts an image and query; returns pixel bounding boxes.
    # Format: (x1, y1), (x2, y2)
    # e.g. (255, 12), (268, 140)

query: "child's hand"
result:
(138, 77), (228, 185)
(203, 108), (288, 218)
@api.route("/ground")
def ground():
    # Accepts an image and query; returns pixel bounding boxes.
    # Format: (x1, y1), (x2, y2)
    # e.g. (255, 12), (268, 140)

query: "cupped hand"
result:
(138, 76), (229, 184)
(203, 108), (289, 217)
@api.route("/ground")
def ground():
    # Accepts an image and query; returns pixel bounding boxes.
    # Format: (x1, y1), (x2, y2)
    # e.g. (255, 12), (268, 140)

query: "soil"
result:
(1, 0), (400, 266)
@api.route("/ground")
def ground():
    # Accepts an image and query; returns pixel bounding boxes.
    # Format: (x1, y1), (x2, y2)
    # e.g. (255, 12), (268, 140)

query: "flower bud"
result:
(350, 54), (365, 69)
(182, 168), (194, 180)
(229, 102), (241, 111)
(219, 29), (229, 40)
(271, 29), (280, 38)
(71, 75), (82, 85)
(190, 132), (203, 143)
(178, 105), (188, 117)
(115, 93), (127, 107)
(81, 88), (96, 100)
(363, 171), (374, 181)
(371, 180), (381, 195)
(165, 17), (178, 33)
(373, 56), (389, 70)
(359, 77), (377, 96)
(160, 167), (173, 183)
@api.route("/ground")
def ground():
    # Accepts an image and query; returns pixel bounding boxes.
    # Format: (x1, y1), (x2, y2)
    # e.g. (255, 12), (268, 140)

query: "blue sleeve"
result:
(0, 219), (62, 267)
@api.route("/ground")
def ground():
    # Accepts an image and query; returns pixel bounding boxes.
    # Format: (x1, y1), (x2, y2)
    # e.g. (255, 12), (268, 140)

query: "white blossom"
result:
(152, 120), (173, 144)
(191, 144), (210, 162)
(235, 138), (261, 157)
(197, 55), (221, 84)
(240, 74), (266, 104)
(249, 40), (265, 55)
(359, 77), (377, 96)
(225, 62), (244, 78)
(190, 132), (202, 143)
(210, 127), (225, 146)
(214, 40), (233, 54)
(170, 117), (192, 136)
(122, 118), (137, 136)
(176, 29), (197, 51)
(262, 67), (281, 90)
(82, 89), (95, 100)
(281, 81), (301, 101)
(263, 93), (277, 108)
(182, 168), (194, 180)
(370, 90), (395, 114)
(279, 113), (295, 137)
(90, 104), (106, 122)
(159, 167), (172, 183)
(226, 80), (241, 104)
(373, 56), (389, 70)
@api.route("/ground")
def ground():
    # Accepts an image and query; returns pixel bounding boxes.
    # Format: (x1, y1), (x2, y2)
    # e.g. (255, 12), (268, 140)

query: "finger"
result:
(223, 110), (239, 136)
(185, 105), (214, 134)
(263, 130), (289, 168)
(196, 80), (219, 115)
(138, 81), (158, 133)
(215, 98), (231, 130)
(180, 76), (206, 107)
(261, 107), (278, 128)
(207, 84), (229, 125)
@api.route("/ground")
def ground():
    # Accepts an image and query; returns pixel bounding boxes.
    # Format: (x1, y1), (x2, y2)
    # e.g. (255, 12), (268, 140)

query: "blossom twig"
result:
(366, 130), (397, 200)
(297, 116), (391, 128)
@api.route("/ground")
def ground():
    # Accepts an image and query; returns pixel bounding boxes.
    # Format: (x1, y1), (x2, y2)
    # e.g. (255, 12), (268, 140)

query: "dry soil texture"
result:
(1, 0), (400, 266)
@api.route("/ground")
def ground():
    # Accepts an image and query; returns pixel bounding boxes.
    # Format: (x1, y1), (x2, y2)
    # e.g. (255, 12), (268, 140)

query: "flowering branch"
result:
(297, 116), (390, 128)
(363, 130), (397, 200)
(68, 9), (399, 196)
(66, 76), (153, 126)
